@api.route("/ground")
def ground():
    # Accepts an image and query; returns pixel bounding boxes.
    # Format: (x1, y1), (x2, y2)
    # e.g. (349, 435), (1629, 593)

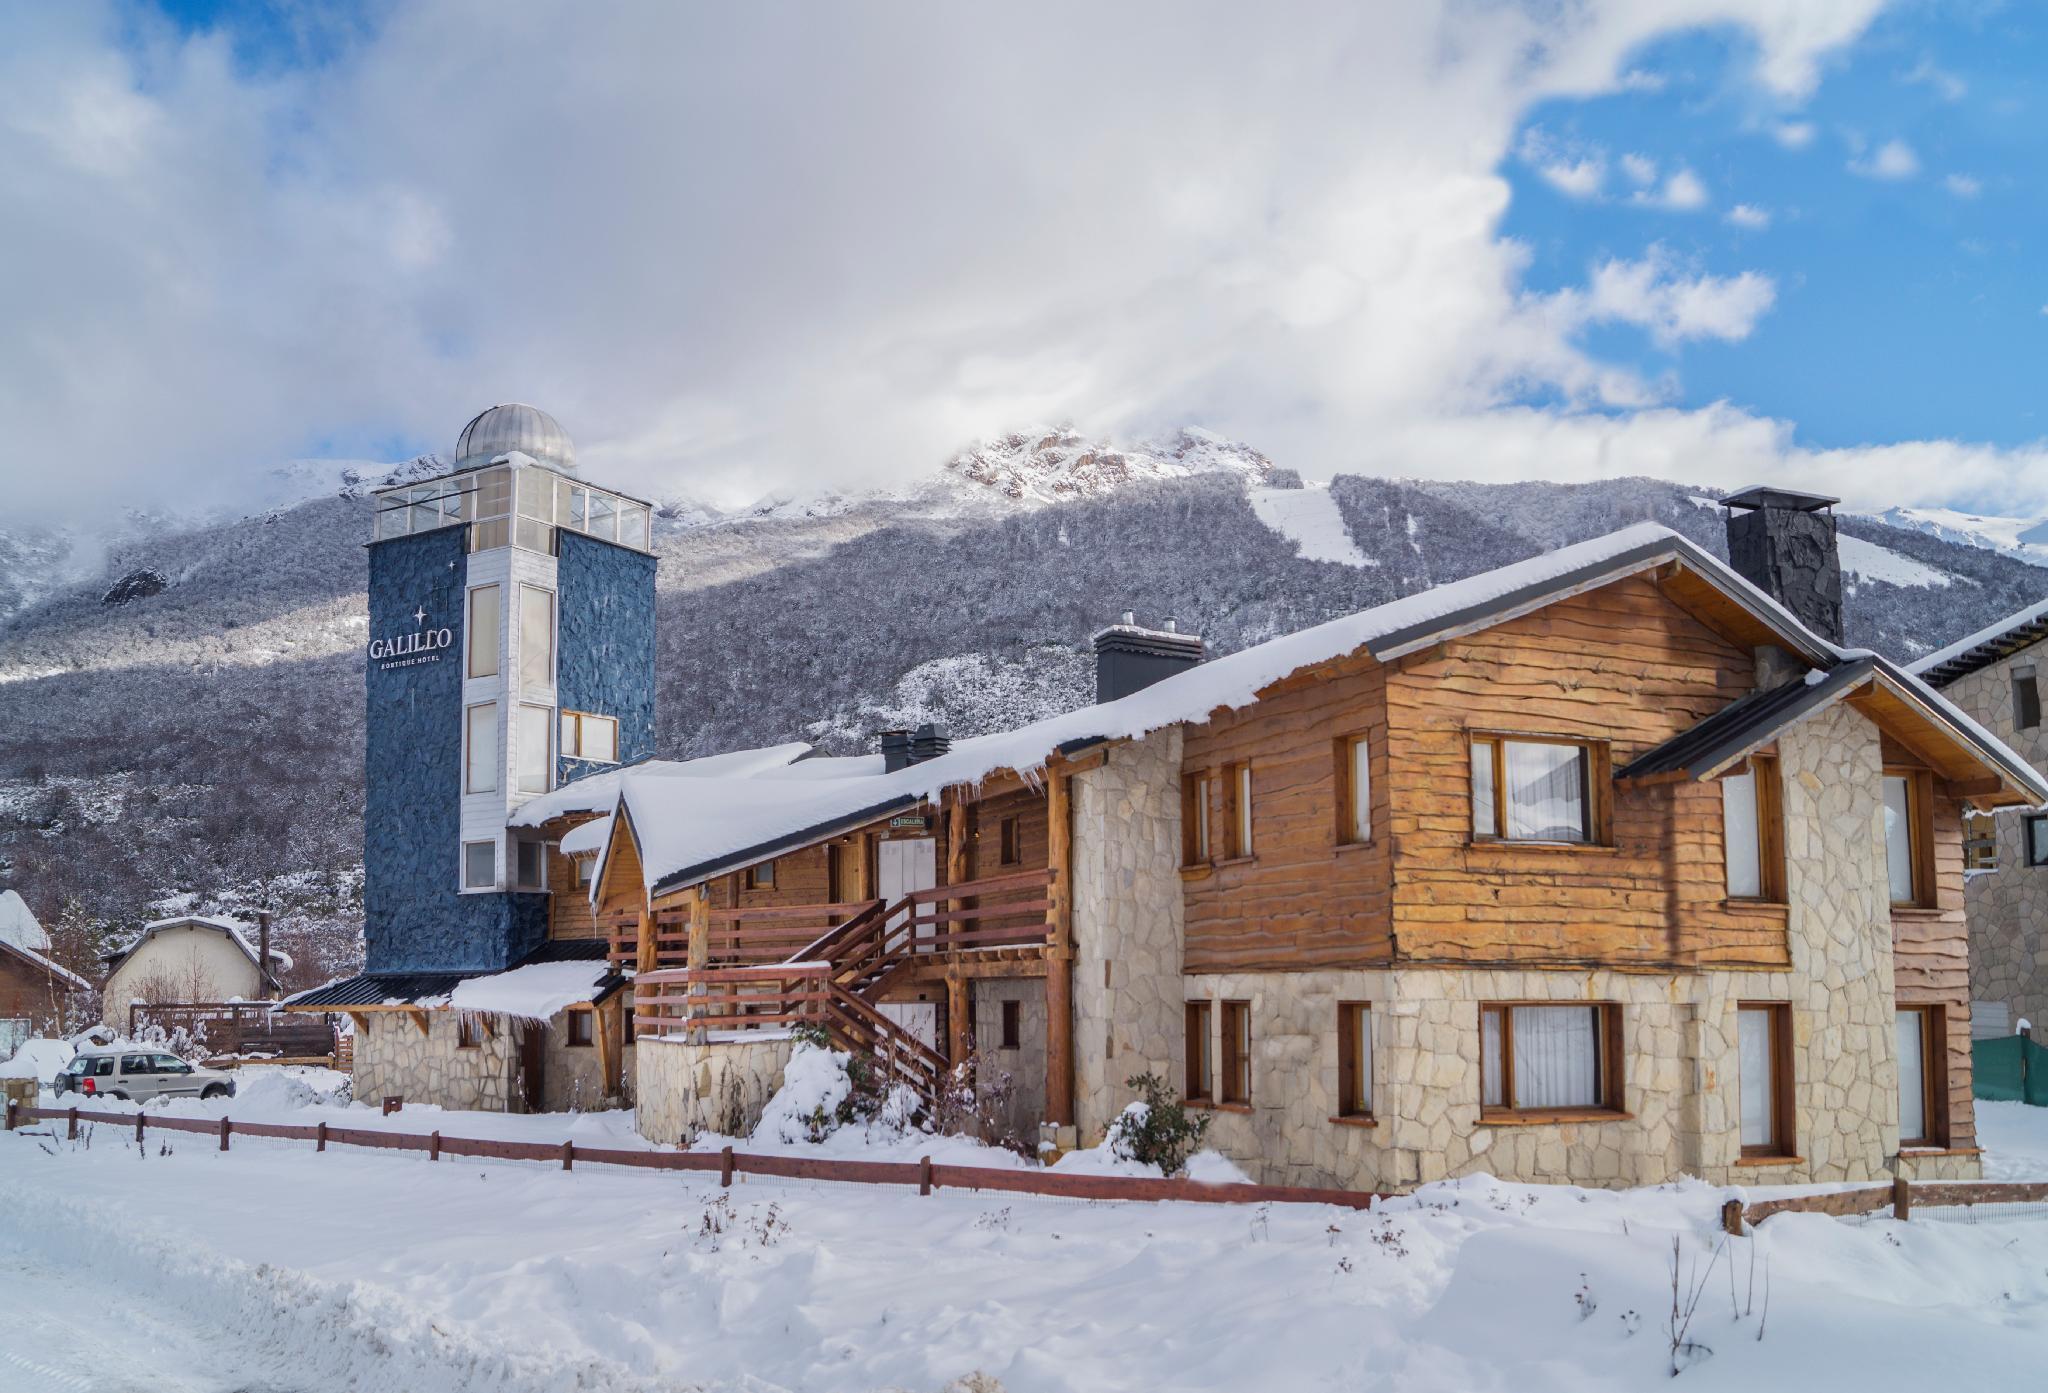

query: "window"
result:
(1336, 735), (1371, 845)
(465, 703), (499, 794)
(513, 839), (547, 891)
(1480, 1003), (1621, 1115)
(515, 704), (553, 795)
(572, 856), (591, 890)
(1221, 763), (1253, 859)
(1182, 775), (1213, 866)
(566, 1010), (593, 1047)
(561, 711), (619, 763)
(466, 585), (501, 679)
(747, 860), (776, 890)
(825, 843), (845, 903)
(1964, 810), (1999, 873)
(1882, 771), (1929, 906)
(1470, 736), (1595, 843)
(1000, 999), (1022, 1050)
(1737, 1003), (1794, 1158)
(1220, 1000), (1251, 1104)
(462, 840), (496, 890)
(518, 585), (554, 695)
(2027, 814), (2048, 868)
(456, 1015), (481, 1049)
(1721, 756), (1784, 899)
(1184, 1001), (1213, 1101)
(2015, 665), (2041, 731)
(1336, 1003), (1372, 1118)
(998, 815), (1021, 867)
(1896, 1007), (1943, 1147)
(622, 1004), (636, 1045)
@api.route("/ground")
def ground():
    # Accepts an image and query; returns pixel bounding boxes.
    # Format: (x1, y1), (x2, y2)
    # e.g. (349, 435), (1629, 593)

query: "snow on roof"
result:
(0, 938), (90, 992)
(0, 889), (50, 954)
(509, 742), (815, 829)
(560, 815), (611, 858)
(445, 960), (613, 1023)
(109, 915), (290, 974)
(1907, 595), (2048, 680)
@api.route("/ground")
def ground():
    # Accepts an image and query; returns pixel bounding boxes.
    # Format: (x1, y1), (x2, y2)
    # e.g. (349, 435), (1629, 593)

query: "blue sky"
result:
(1503, 5), (2045, 451)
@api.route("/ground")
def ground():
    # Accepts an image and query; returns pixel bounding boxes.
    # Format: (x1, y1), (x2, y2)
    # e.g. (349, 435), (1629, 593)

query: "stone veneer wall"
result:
(972, 979), (1047, 1143)
(353, 1012), (520, 1112)
(540, 1029), (631, 1113)
(634, 1035), (795, 1146)
(1182, 701), (1930, 1190)
(1942, 651), (2048, 1036)
(1070, 728), (1186, 1144)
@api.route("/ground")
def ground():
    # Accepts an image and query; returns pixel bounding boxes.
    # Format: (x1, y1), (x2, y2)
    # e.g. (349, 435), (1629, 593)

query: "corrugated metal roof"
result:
(284, 972), (469, 1009)
(1616, 661), (1872, 784)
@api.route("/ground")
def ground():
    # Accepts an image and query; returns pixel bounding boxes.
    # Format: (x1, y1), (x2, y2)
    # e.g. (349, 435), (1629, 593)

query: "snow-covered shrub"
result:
(755, 1042), (854, 1144)
(1104, 1072), (1210, 1176)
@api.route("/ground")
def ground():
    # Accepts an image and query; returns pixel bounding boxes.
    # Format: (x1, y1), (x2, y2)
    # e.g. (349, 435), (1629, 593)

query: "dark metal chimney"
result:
(1093, 613), (1205, 702)
(908, 723), (951, 764)
(1722, 486), (1845, 645)
(878, 729), (913, 773)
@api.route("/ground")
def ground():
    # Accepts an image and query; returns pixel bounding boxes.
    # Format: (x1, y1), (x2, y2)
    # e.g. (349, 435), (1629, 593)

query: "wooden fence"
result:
(6, 1100), (1383, 1211)
(1724, 1176), (2048, 1231)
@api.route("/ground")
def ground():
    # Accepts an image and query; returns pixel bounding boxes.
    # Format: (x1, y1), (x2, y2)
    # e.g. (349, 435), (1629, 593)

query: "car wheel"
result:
(110, 1092), (129, 1102)
(201, 1085), (228, 1100)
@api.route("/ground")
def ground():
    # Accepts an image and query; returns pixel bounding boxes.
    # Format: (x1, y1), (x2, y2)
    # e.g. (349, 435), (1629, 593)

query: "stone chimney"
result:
(1722, 486), (1845, 645)
(1092, 613), (1205, 703)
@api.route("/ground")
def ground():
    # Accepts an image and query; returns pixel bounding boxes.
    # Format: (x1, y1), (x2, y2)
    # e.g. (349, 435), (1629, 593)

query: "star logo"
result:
(413, 607), (427, 626)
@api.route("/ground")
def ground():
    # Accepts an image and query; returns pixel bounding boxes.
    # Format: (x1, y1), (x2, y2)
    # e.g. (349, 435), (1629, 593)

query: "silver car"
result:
(53, 1048), (236, 1103)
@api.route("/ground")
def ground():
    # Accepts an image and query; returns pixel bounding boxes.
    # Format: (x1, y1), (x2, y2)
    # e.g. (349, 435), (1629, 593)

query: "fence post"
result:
(67, 1107), (78, 1141)
(316, 1121), (328, 1153)
(4, 1099), (16, 1132)
(920, 1155), (933, 1196)
(720, 1144), (734, 1187)
(218, 1118), (231, 1152)
(135, 1112), (145, 1145)
(429, 1130), (441, 1161)
(562, 1139), (574, 1172)
(1720, 1198), (1743, 1236)
(1892, 1175), (1911, 1221)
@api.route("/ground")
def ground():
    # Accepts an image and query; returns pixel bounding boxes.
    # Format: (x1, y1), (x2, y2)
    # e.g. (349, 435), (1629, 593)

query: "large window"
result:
(519, 586), (555, 695)
(1481, 1003), (1621, 1115)
(1336, 1003), (1373, 1119)
(1896, 1007), (1942, 1147)
(1184, 1001), (1213, 1102)
(1182, 774), (1212, 866)
(1220, 1001), (1252, 1104)
(515, 704), (553, 795)
(1882, 771), (1930, 907)
(462, 840), (496, 891)
(561, 711), (618, 763)
(1470, 737), (1595, 843)
(1721, 756), (1784, 900)
(466, 584), (501, 679)
(1738, 1003), (1794, 1158)
(2014, 664), (2041, 731)
(464, 703), (499, 794)
(1336, 734), (1371, 845)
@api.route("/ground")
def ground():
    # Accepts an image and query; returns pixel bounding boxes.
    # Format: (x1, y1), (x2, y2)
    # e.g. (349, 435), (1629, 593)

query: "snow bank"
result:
(752, 1041), (852, 1144)
(445, 960), (611, 1022)
(228, 1064), (352, 1112)
(0, 1037), (72, 1084)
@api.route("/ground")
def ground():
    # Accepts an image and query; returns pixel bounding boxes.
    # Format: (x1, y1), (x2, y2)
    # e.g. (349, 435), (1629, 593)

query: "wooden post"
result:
(720, 1144), (735, 1187)
(947, 972), (971, 1069)
(1045, 768), (1076, 1130)
(218, 1118), (231, 1152)
(689, 889), (712, 1045)
(135, 1112), (145, 1145)
(947, 795), (971, 954)
(5, 1099), (17, 1131)
(429, 1130), (441, 1161)
(1892, 1174), (1911, 1221)
(634, 903), (657, 1044)
(1720, 1198), (1743, 1236)
(67, 1107), (78, 1140)
(594, 997), (616, 1097)
(920, 1154), (933, 1196)
(316, 1121), (328, 1152)
(562, 1139), (575, 1172)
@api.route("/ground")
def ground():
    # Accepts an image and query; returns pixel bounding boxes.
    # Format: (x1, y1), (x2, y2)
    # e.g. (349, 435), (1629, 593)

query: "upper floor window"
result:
(1224, 763), (1254, 859)
(1882, 770), (1931, 907)
(1470, 736), (1595, 844)
(1964, 810), (1999, 873)
(998, 814), (1021, 867)
(746, 860), (776, 890)
(1336, 734), (1371, 845)
(518, 585), (555, 695)
(1722, 756), (1785, 900)
(2015, 664), (2041, 731)
(466, 584), (501, 679)
(464, 703), (498, 794)
(561, 711), (618, 764)
(515, 704), (553, 796)
(1182, 774), (1213, 866)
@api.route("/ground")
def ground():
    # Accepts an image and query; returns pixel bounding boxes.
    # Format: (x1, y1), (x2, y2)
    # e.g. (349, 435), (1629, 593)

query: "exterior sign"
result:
(370, 606), (454, 671)
(889, 815), (928, 830)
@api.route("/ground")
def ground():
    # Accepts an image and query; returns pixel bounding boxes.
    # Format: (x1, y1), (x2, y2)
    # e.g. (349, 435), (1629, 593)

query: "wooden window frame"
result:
(1181, 774), (1213, 867)
(1221, 762), (1254, 860)
(1466, 732), (1609, 847)
(1883, 767), (1936, 909)
(1478, 1002), (1625, 1120)
(998, 814), (1021, 868)
(1723, 754), (1787, 903)
(1962, 809), (1999, 874)
(1334, 734), (1372, 847)
(1737, 1001), (1796, 1160)
(1000, 999), (1022, 1051)
(566, 1009), (594, 1047)
(1220, 1000), (1252, 1104)
(1336, 1002), (1372, 1119)
(561, 710), (620, 764)
(1184, 1001), (1214, 1102)
(746, 859), (777, 891)
(1895, 1004), (1947, 1149)
(456, 1014), (482, 1050)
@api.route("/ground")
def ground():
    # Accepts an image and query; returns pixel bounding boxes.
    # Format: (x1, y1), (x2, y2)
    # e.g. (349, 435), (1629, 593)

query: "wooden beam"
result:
(480, 1014), (497, 1041)
(1045, 768), (1075, 1129)
(594, 999), (616, 1096)
(408, 1010), (430, 1038)
(689, 888), (711, 1045)
(947, 972), (971, 1069)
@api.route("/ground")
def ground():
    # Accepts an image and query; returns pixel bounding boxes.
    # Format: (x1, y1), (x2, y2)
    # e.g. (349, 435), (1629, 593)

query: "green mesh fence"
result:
(1974, 1036), (2027, 1102)
(2026, 1037), (2048, 1107)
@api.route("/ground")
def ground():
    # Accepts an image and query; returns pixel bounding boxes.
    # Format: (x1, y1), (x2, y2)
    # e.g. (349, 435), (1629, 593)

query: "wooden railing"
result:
(1726, 1177), (2048, 1230)
(708, 900), (883, 966)
(900, 869), (1053, 954)
(129, 1002), (339, 1063)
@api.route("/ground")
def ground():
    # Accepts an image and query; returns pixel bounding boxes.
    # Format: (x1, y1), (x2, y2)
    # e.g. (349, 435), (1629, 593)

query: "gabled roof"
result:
(101, 915), (292, 981)
(1618, 662), (1875, 784)
(0, 936), (90, 993)
(0, 889), (51, 954)
(594, 522), (2044, 899)
(1908, 596), (2048, 688)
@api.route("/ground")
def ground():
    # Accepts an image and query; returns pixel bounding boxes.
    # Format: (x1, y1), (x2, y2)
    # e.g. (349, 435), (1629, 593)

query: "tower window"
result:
(462, 840), (496, 890)
(464, 704), (499, 794)
(515, 704), (553, 795)
(518, 586), (554, 695)
(467, 585), (501, 679)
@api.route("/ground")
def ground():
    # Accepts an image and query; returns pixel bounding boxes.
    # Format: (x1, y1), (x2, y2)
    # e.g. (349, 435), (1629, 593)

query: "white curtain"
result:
(1351, 738), (1372, 841)
(1505, 742), (1587, 842)
(1481, 1008), (1504, 1106)
(1896, 1011), (1926, 1141)
(1738, 1008), (1775, 1148)
(1471, 742), (1496, 837)
(1723, 770), (1762, 897)
(1355, 1007), (1374, 1113)
(1883, 776), (1914, 902)
(1511, 1006), (1600, 1108)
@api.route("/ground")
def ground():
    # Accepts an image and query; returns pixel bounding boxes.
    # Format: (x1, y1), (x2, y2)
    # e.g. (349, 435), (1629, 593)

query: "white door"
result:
(879, 1002), (939, 1050)
(878, 837), (938, 948)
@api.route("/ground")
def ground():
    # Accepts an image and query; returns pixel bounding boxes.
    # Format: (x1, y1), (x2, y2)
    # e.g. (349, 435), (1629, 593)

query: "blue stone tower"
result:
(362, 405), (657, 974)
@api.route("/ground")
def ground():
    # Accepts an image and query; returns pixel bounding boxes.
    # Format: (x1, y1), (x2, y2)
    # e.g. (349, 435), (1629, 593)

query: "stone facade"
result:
(634, 1034), (795, 1145)
(1942, 649), (2048, 1036)
(1070, 729), (1187, 1144)
(354, 1012), (520, 1113)
(539, 1022), (631, 1114)
(972, 979), (1047, 1143)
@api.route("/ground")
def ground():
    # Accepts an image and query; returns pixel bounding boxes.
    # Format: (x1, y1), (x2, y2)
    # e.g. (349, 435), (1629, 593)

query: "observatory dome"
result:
(454, 403), (577, 474)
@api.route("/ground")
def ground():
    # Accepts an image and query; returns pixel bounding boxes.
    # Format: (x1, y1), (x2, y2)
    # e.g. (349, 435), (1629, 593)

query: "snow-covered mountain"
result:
(1873, 505), (2048, 569)
(5, 432), (2046, 984)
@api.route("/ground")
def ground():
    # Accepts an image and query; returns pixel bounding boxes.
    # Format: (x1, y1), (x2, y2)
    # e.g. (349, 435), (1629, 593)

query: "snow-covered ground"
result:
(5, 1070), (2048, 1391)
(1247, 482), (1375, 567)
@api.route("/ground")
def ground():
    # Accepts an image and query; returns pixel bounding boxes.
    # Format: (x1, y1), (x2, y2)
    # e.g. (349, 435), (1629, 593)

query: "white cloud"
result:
(17, 0), (2008, 528)
(1725, 203), (1772, 229)
(1772, 121), (1817, 149)
(1850, 139), (1920, 180)
(1631, 167), (1709, 211)
(1902, 57), (1967, 101)
(1619, 70), (1667, 93)
(1620, 153), (1659, 186)
(1539, 158), (1607, 198)
(1943, 173), (1981, 198)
